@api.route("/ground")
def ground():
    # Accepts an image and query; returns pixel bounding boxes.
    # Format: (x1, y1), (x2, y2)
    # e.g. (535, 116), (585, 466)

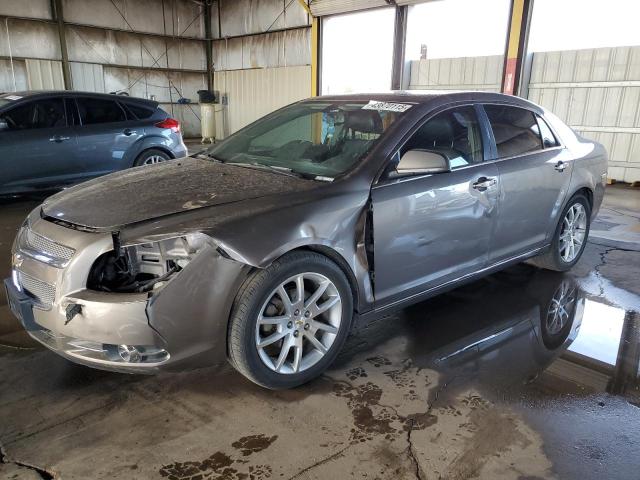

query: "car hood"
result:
(42, 157), (318, 231)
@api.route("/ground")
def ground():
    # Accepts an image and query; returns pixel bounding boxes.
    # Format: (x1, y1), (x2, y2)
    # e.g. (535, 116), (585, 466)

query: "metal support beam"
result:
(203, 1), (214, 91)
(311, 16), (320, 96)
(391, 5), (408, 91)
(51, 0), (71, 90)
(501, 0), (534, 96)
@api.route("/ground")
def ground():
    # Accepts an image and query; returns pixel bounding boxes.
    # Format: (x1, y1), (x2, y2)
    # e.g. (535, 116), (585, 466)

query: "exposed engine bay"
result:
(87, 234), (209, 293)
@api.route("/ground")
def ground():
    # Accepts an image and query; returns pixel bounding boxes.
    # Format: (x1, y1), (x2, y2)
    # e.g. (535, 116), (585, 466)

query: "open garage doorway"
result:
(320, 7), (396, 94)
(527, 0), (640, 183)
(405, 0), (511, 92)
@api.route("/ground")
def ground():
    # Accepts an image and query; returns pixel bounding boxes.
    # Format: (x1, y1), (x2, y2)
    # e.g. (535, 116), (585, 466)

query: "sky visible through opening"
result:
(321, 0), (640, 94)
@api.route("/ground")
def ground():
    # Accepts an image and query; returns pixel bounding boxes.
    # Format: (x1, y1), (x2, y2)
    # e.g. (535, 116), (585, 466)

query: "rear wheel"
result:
(134, 148), (171, 166)
(228, 251), (353, 389)
(528, 194), (591, 271)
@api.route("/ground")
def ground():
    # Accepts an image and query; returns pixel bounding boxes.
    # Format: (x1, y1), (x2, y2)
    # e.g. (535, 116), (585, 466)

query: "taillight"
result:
(155, 118), (180, 133)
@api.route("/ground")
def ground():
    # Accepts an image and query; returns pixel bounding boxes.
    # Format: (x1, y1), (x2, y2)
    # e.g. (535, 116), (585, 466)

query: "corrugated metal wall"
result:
(0, 0), (210, 137)
(408, 55), (503, 92)
(0, 0), (311, 138)
(211, 0), (312, 138)
(528, 46), (640, 182)
(213, 65), (311, 137)
(25, 59), (65, 90)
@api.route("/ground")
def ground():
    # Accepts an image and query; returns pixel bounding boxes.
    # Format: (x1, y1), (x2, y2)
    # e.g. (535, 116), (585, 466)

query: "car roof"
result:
(0, 90), (158, 107)
(306, 90), (542, 112)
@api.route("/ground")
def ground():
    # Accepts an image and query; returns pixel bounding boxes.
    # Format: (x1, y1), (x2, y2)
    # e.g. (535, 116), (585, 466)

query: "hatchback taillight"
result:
(155, 118), (180, 133)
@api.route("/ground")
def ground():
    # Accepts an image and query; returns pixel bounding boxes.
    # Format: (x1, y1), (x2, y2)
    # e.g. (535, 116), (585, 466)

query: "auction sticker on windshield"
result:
(362, 100), (413, 113)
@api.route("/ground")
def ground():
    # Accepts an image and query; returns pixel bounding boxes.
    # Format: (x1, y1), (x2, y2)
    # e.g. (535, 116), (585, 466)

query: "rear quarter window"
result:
(121, 102), (155, 119)
(536, 114), (560, 148)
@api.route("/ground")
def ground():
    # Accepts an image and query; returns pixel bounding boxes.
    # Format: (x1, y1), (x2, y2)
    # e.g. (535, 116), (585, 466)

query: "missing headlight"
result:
(87, 233), (210, 293)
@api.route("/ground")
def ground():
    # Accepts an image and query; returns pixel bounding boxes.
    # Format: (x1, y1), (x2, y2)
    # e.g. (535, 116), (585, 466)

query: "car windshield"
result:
(202, 100), (410, 179)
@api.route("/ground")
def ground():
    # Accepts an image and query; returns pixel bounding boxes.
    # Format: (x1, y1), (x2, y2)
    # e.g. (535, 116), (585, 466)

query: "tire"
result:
(528, 193), (591, 272)
(134, 148), (171, 166)
(540, 278), (577, 350)
(228, 251), (353, 389)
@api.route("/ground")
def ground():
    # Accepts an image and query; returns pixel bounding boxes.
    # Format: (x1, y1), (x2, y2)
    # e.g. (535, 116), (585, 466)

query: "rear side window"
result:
(536, 114), (560, 148)
(122, 102), (154, 119)
(1, 98), (65, 130)
(76, 97), (126, 125)
(484, 105), (542, 158)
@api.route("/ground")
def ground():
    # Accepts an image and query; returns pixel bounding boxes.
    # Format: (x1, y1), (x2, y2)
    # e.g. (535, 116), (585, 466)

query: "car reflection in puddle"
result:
(353, 264), (640, 404)
(362, 264), (640, 479)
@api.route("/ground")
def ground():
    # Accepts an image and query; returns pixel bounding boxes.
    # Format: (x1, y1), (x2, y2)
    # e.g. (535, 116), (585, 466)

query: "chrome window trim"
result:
(372, 145), (567, 189)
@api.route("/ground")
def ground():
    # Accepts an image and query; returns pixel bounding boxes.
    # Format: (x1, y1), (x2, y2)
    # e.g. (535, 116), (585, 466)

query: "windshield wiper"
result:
(193, 152), (226, 163)
(226, 162), (309, 179)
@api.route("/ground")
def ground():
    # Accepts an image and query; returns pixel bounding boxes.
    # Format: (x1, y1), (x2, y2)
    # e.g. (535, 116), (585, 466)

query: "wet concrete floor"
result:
(1, 186), (639, 479)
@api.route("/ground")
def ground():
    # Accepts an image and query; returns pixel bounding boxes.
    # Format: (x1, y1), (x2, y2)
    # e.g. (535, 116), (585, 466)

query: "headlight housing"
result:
(87, 233), (212, 293)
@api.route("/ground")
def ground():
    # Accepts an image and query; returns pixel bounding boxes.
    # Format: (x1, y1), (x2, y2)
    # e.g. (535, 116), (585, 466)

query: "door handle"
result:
(49, 135), (70, 143)
(123, 128), (137, 136)
(472, 176), (497, 192)
(554, 161), (566, 172)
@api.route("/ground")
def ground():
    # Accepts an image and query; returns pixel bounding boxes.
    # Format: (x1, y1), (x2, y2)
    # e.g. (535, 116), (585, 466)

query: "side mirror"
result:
(396, 149), (449, 175)
(0, 118), (8, 131)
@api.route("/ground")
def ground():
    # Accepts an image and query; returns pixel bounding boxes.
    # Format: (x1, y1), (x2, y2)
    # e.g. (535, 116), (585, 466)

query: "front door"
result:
(0, 96), (78, 194)
(372, 105), (500, 308)
(481, 105), (573, 262)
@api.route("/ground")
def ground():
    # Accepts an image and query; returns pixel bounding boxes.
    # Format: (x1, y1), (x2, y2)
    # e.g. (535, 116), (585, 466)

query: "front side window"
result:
(401, 106), (483, 169)
(76, 98), (126, 125)
(205, 101), (407, 178)
(484, 105), (542, 158)
(1, 98), (65, 130)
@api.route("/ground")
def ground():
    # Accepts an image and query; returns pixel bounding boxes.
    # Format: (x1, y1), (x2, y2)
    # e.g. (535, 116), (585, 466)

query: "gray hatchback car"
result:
(0, 91), (187, 195)
(5, 91), (607, 389)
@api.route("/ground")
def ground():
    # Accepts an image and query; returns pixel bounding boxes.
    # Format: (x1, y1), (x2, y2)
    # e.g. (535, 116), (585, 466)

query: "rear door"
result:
(0, 96), (78, 193)
(372, 105), (500, 308)
(74, 96), (143, 177)
(482, 104), (572, 262)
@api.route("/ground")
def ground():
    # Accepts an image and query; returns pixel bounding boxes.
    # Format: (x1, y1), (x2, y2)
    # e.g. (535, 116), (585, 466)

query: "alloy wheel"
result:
(255, 272), (342, 374)
(559, 203), (587, 263)
(143, 154), (166, 165)
(546, 280), (576, 335)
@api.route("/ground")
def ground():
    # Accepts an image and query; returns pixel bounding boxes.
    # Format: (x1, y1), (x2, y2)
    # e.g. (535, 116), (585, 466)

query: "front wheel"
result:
(528, 194), (591, 272)
(228, 251), (353, 389)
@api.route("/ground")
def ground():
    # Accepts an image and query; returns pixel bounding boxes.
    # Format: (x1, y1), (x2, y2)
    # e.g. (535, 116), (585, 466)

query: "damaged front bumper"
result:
(6, 209), (249, 374)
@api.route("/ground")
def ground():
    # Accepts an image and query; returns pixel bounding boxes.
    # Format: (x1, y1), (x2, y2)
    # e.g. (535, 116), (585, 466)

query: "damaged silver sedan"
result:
(5, 92), (607, 389)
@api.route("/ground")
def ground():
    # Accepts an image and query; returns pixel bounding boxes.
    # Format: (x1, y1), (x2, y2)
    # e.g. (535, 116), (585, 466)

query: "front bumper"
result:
(5, 276), (169, 374)
(7, 209), (249, 374)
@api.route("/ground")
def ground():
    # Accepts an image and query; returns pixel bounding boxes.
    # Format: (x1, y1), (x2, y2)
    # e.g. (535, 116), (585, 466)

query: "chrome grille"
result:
(17, 270), (56, 309)
(19, 228), (75, 267)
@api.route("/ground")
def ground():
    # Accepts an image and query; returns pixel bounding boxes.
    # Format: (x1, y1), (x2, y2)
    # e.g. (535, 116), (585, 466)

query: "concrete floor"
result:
(1, 185), (639, 480)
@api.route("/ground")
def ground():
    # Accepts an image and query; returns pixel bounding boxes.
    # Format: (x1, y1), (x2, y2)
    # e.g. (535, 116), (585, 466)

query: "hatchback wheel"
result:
(134, 148), (171, 166)
(528, 194), (591, 271)
(228, 251), (353, 389)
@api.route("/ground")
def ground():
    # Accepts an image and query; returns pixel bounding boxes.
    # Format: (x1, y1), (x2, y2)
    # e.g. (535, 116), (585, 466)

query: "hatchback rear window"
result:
(76, 98), (126, 125)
